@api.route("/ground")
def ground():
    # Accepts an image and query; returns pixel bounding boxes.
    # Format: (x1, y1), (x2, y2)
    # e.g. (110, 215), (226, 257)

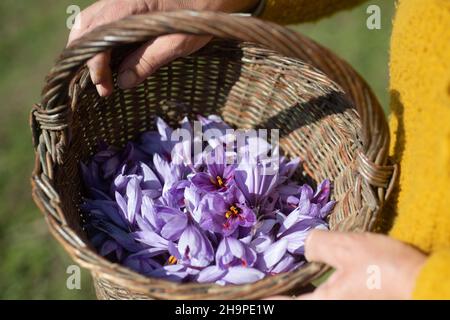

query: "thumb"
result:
(305, 230), (357, 269)
(117, 34), (211, 89)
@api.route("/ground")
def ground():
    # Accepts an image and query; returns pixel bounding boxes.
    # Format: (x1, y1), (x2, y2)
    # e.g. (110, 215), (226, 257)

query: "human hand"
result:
(67, 0), (259, 96)
(268, 230), (426, 300)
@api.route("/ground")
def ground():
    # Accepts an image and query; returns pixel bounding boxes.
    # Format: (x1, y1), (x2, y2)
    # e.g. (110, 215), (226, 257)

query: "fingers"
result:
(87, 50), (113, 97)
(66, 0), (152, 96)
(66, 3), (212, 95)
(304, 230), (362, 268)
(67, 0), (106, 46)
(117, 34), (211, 89)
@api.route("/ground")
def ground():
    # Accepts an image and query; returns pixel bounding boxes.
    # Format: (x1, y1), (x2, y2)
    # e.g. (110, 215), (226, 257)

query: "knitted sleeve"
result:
(260, 0), (367, 25)
(413, 250), (450, 299)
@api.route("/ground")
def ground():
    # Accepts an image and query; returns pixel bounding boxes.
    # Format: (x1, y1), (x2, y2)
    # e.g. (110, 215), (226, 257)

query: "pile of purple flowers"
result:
(81, 115), (335, 285)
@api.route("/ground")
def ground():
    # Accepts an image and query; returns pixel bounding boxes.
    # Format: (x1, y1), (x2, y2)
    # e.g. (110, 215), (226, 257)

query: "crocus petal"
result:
(197, 265), (227, 283)
(281, 221), (328, 254)
(308, 203), (321, 219)
(261, 239), (288, 269)
(140, 131), (164, 155)
(184, 185), (202, 223)
(205, 146), (225, 179)
(148, 265), (188, 282)
(190, 172), (219, 192)
(222, 267), (265, 285)
(83, 199), (128, 229)
(92, 220), (142, 252)
(139, 195), (161, 231)
(319, 200), (336, 219)
(281, 207), (301, 231)
(132, 230), (169, 249)
(178, 224), (214, 267)
(286, 195), (300, 207)
(251, 235), (273, 253)
(299, 184), (314, 202)
(113, 172), (128, 191)
(313, 179), (331, 205)
(100, 240), (119, 257)
(123, 253), (162, 275)
(238, 205), (257, 228)
(226, 237), (245, 259)
(171, 135), (193, 166)
(160, 214), (188, 240)
(140, 162), (162, 190)
(153, 153), (173, 184)
(222, 218), (240, 237)
(156, 116), (173, 143)
(126, 177), (142, 223)
(279, 157), (301, 179)
(102, 155), (121, 179)
(270, 254), (296, 274)
(234, 157), (279, 207)
(255, 219), (277, 235)
(178, 225), (202, 257)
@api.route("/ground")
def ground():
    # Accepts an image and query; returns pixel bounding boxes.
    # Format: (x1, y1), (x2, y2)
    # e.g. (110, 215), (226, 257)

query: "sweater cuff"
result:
(413, 249), (450, 299)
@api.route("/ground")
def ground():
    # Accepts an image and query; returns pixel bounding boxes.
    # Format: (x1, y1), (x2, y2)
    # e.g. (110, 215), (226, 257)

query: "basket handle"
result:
(37, 10), (393, 189)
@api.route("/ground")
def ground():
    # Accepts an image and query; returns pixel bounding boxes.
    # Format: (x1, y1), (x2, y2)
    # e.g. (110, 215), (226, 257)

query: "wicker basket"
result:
(31, 11), (396, 300)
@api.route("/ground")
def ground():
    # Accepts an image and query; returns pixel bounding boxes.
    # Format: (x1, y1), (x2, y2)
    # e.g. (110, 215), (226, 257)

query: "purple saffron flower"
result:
(216, 237), (257, 269)
(277, 210), (329, 255)
(199, 186), (256, 236)
(234, 156), (280, 209)
(174, 224), (214, 268)
(190, 146), (235, 192)
(278, 156), (301, 182)
(197, 237), (263, 285)
(285, 180), (336, 219)
(114, 175), (142, 225)
(135, 202), (188, 243)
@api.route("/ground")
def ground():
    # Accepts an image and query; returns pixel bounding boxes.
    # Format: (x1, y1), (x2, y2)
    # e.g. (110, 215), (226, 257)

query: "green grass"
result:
(0, 0), (393, 299)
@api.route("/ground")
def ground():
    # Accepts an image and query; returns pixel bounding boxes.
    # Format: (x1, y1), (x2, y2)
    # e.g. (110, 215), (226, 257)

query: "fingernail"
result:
(91, 69), (103, 85)
(96, 84), (108, 97)
(118, 69), (137, 89)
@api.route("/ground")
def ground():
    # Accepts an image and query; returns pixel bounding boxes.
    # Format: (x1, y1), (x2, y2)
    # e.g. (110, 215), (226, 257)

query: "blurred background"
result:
(0, 0), (394, 299)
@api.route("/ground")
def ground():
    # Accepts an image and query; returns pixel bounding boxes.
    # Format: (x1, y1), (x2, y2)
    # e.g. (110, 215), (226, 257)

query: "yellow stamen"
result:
(225, 205), (240, 219)
(168, 255), (177, 265)
(216, 176), (224, 187)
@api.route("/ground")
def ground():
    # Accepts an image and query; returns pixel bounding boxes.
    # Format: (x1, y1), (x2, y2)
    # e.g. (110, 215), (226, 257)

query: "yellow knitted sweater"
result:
(261, 0), (450, 299)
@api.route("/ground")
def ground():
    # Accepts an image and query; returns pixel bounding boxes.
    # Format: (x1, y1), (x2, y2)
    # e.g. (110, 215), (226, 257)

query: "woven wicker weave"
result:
(30, 11), (396, 300)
